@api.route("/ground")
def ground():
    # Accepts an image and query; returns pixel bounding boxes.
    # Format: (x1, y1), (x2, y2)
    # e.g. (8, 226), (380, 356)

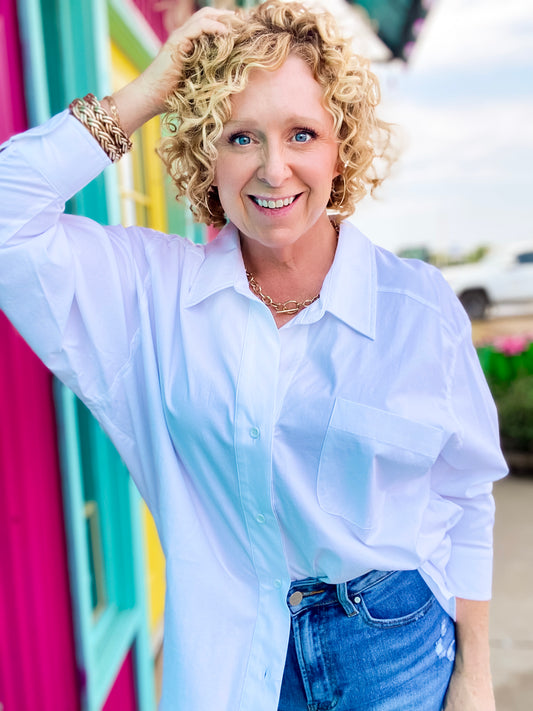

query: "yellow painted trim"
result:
(143, 505), (166, 632)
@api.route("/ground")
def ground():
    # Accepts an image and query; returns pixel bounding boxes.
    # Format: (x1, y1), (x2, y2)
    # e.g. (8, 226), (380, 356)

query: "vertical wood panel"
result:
(131, 0), (166, 41)
(0, 315), (80, 711)
(0, 0), (27, 138)
(0, 4), (79, 709)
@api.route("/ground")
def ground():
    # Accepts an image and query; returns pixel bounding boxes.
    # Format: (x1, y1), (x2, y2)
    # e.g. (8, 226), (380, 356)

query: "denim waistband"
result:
(287, 570), (395, 617)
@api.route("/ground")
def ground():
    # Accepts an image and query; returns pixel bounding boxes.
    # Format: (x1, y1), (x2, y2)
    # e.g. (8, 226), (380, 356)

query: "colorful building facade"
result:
(0, 1), (211, 709)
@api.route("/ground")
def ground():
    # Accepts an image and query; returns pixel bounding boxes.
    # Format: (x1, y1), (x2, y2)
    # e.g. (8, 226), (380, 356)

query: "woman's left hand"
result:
(443, 598), (495, 711)
(442, 666), (496, 710)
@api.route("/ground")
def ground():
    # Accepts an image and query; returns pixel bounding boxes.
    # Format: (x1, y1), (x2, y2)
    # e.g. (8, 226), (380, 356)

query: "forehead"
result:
(228, 54), (329, 122)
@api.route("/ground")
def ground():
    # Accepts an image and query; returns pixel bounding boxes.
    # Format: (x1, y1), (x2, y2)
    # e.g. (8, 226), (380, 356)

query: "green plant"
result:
(494, 375), (533, 452)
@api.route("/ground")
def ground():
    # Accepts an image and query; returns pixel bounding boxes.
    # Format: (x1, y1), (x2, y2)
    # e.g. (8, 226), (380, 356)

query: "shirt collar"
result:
(184, 220), (377, 340)
(184, 223), (250, 307)
(314, 221), (377, 340)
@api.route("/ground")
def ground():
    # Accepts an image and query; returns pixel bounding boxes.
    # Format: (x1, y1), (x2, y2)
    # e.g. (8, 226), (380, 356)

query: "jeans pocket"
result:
(357, 570), (435, 628)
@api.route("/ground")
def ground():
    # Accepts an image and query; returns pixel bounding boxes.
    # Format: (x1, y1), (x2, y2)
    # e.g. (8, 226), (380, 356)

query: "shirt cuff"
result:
(445, 543), (493, 600)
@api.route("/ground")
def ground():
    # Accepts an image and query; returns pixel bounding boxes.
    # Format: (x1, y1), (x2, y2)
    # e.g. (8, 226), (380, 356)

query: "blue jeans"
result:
(278, 570), (455, 711)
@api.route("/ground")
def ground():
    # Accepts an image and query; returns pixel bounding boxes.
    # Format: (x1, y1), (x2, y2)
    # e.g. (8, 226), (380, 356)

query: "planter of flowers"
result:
(477, 337), (533, 474)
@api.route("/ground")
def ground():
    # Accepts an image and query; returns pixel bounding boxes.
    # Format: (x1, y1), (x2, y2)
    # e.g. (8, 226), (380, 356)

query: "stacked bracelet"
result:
(69, 93), (132, 162)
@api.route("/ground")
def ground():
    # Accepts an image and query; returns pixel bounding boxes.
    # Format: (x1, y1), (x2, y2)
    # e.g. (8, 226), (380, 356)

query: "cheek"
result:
(306, 147), (340, 190)
(212, 155), (248, 191)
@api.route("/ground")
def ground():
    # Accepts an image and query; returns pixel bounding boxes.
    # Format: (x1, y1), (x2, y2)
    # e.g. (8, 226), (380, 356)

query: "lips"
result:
(250, 194), (299, 209)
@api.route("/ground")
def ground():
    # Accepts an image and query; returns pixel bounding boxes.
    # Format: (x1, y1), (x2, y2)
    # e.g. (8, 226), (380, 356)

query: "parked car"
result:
(440, 243), (533, 319)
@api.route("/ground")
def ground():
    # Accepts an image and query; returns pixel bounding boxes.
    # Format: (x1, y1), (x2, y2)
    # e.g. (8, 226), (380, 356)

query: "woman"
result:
(0, 2), (506, 709)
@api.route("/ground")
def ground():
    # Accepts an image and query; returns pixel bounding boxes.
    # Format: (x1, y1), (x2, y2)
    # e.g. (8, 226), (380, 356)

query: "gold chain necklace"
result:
(246, 271), (320, 315)
(245, 221), (339, 316)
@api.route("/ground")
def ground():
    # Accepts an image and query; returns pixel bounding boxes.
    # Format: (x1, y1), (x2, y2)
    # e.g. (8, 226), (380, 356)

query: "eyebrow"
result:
(223, 116), (325, 129)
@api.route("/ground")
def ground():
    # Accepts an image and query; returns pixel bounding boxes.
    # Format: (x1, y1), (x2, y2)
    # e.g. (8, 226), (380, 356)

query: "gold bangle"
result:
(102, 95), (121, 127)
(86, 94), (132, 156)
(69, 93), (132, 162)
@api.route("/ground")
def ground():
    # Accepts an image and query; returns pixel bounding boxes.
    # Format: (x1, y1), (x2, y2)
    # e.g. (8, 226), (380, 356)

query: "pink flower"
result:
(493, 335), (530, 356)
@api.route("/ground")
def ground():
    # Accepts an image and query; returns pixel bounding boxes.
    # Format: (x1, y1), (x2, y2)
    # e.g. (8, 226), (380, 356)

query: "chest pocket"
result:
(317, 399), (443, 532)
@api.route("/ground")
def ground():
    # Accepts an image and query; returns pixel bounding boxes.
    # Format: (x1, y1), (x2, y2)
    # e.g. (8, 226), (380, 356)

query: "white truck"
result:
(440, 242), (533, 319)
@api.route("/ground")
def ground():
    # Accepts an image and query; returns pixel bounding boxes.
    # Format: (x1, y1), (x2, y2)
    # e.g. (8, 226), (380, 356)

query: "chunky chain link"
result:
(245, 221), (339, 315)
(245, 271), (320, 315)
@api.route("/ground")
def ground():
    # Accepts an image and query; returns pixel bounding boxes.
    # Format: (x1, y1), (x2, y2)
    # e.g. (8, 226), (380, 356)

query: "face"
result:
(213, 54), (340, 256)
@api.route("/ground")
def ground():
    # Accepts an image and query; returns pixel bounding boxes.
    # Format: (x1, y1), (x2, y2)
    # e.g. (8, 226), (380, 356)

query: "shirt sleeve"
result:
(0, 111), (149, 410)
(431, 324), (508, 600)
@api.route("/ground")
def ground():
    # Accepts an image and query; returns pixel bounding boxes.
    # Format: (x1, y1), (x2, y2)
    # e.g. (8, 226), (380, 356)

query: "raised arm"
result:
(103, 7), (234, 137)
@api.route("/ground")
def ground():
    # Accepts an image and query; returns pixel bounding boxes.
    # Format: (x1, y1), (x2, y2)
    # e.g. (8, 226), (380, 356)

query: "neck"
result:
(240, 214), (339, 280)
(240, 216), (340, 326)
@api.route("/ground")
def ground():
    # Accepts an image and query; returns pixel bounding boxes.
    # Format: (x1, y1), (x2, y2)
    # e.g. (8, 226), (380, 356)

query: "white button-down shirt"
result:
(0, 113), (508, 711)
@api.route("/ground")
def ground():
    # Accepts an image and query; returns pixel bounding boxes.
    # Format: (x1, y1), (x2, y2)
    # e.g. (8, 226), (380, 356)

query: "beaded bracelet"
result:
(69, 93), (132, 162)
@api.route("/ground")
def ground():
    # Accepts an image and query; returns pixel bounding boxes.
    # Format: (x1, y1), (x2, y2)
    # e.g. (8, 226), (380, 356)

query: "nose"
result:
(256, 142), (291, 187)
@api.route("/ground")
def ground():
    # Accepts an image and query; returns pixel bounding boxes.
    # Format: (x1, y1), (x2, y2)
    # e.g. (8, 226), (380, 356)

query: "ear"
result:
(334, 158), (345, 179)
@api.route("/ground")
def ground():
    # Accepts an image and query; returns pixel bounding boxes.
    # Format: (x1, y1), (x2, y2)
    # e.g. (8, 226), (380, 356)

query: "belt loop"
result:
(336, 582), (358, 617)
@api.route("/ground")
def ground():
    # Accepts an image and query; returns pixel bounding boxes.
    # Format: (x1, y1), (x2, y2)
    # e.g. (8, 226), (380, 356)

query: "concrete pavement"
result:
(491, 474), (533, 710)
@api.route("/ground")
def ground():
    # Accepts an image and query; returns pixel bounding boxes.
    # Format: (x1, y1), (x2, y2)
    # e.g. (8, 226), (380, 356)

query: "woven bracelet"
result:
(69, 93), (132, 162)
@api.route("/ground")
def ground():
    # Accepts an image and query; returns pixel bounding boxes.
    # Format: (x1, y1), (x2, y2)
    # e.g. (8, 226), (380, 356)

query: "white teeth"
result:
(255, 196), (296, 209)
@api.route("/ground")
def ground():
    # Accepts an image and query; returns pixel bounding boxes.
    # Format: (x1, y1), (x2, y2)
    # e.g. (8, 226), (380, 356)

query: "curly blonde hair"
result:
(159, 0), (394, 227)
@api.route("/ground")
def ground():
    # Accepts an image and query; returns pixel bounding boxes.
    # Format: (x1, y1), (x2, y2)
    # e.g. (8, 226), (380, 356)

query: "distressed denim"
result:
(278, 570), (455, 711)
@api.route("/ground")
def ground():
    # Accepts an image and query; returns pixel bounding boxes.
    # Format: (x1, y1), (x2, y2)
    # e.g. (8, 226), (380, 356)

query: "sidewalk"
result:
(491, 474), (533, 709)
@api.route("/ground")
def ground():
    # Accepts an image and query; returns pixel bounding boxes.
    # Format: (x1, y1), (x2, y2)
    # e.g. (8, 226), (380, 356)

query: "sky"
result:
(346, 0), (533, 257)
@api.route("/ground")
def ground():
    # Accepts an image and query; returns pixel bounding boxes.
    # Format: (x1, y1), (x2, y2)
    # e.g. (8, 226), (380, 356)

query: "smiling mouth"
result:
(250, 194), (299, 209)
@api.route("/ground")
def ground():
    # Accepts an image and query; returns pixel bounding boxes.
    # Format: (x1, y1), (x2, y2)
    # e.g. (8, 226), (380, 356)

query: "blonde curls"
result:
(159, 0), (395, 227)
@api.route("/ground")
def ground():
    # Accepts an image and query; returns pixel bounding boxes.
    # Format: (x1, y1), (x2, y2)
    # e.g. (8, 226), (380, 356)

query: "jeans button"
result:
(289, 591), (303, 606)
(353, 596), (361, 604)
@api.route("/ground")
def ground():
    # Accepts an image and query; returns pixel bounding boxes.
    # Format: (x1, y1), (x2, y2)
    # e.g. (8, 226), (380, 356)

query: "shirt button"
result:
(255, 513), (266, 524)
(249, 427), (260, 439)
(273, 579), (282, 589)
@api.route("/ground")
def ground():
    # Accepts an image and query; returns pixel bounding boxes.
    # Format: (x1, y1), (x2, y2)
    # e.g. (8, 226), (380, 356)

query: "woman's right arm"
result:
(0, 7), (233, 402)
(0, 113), (140, 401)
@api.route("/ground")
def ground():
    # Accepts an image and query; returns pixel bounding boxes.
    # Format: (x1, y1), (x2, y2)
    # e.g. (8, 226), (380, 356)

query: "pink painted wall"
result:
(0, 317), (80, 711)
(132, 0), (167, 41)
(103, 650), (138, 711)
(0, 0), (27, 139)
(0, 4), (80, 710)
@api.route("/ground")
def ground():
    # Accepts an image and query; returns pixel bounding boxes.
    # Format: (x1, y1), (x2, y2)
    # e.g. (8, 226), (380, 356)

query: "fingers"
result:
(164, 7), (235, 55)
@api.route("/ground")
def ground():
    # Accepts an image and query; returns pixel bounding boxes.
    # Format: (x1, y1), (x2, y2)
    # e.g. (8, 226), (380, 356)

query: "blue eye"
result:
(231, 134), (251, 146)
(294, 131), (314, 143)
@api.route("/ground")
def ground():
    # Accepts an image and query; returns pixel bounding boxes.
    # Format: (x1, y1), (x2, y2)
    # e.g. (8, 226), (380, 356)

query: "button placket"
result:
(234, 306), (291, 709)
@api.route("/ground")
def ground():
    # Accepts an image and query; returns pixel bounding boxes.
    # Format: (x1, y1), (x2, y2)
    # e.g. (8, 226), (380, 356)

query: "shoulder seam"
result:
(376, 285), (467, 343)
